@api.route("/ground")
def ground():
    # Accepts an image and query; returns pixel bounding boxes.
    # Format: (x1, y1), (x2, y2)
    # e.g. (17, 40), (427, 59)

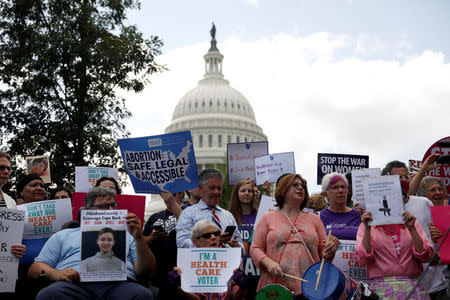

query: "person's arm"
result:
(127, 213), (156, 278)
(160, 190), (182, 219)
(176, 209), (195, 248)
(408, 153), (440, 196)
(28, 261), (80, 282)
(403, 211), (423, 253)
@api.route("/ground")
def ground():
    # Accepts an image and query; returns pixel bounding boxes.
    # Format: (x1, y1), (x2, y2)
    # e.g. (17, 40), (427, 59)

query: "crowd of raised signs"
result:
(0, 149), (449, 300)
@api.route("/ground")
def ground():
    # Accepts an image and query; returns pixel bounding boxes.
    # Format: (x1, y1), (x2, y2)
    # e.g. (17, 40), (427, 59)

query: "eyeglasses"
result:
(198, 230), (221, 239)
(328, 185), (347, 192)
(0, 165), (11, 172)
(291, 182), (305, 189)
(93, 203), (119, 209)
(428, 187), (444, 193)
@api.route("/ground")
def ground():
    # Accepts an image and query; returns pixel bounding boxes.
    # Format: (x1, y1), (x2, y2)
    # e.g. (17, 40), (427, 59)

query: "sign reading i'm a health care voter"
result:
(118, 131), (199, 194)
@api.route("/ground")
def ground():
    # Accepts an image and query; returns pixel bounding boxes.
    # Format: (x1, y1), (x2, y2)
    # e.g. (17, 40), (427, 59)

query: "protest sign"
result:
(72, 193), (145, 226)
(254, 152), (295, 186)
(227, 141), (269, 185)
(239, 225), (261, 278)
(75, 166), (118, 193)
(351, 168), (381, 209)
(430, 205), (450, 264)
(17, 198), (72, 240)
(254, 195), (277, 228)
(25, 155), (51, 183)
(317, 153), (369, 184)
(80, 210), (128, 282)
(422, 136), (450, 195)
(177, 248), (241, 293)
(333, 240), (368, 282)
(0, 208), (25, 292)
(408, 160), (422, 181)
(118, 131), (198, 194)
(363, 175), (404, 225)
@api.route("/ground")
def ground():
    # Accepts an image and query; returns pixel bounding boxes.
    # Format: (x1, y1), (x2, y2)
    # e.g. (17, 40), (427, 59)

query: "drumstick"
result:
(283, 273), (309, 283)
(315, 230), (332, 291)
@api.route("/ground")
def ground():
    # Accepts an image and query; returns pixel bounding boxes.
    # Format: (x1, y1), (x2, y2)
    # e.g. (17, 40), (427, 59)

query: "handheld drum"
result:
(301, 262), (362, 300)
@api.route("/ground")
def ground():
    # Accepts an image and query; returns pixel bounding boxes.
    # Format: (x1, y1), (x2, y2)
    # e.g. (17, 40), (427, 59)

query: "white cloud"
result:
(124, 32), (450, 192)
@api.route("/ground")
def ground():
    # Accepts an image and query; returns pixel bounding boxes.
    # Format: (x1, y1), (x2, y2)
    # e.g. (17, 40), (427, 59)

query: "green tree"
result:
(0, 0), (164, 191)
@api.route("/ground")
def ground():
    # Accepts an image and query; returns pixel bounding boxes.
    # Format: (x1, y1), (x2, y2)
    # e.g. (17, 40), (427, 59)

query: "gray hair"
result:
(417, 176), (447, 197)
(321, 172), (348, 192)
(198, 168), (223, 186)
(190, 220), (219, 240)
(85, 186), (116, 208)
(381, 160), (408, 175)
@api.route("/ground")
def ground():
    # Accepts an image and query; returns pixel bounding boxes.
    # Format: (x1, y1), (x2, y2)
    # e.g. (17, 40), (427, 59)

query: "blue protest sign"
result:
(317, 153), (369, 184)
(118, 131), (199, 194)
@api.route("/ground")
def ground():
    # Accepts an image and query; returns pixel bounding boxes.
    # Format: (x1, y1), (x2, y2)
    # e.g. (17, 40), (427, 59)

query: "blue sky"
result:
(122, 1), (450, 195)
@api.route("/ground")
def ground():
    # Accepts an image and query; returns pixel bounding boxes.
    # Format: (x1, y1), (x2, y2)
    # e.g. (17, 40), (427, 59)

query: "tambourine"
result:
(301, 262), (362, 300)
(256, 283), (295, 300)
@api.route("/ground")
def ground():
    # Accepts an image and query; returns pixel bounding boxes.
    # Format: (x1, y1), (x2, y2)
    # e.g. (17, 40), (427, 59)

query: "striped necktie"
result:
(211, 207), (222, 230)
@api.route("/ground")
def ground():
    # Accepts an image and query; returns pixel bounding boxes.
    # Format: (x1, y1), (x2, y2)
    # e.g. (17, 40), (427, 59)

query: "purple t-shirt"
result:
(319, 208), (361, 240)
(241, 213), (256, 227)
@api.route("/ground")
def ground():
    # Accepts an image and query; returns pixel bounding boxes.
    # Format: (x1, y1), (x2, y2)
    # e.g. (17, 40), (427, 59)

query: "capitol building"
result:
(146, 24), (267, 216)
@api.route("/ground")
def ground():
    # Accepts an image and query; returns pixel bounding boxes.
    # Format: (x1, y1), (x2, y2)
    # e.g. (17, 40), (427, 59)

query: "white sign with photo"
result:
(254, 152), (295, 186)
(363, 175), (404, 225)
(80, 210), (128, 282)
(0, 208), (25, 292)
(177, 248), (241, 293)
(17, 198), (72, 240)
(351, 168), (381, 209)
(75, 166), (119, 193)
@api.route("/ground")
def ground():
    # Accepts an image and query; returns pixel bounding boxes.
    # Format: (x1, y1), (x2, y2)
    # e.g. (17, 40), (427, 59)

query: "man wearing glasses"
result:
(28, 186), (156, 299)
(0, 151), (16, 208)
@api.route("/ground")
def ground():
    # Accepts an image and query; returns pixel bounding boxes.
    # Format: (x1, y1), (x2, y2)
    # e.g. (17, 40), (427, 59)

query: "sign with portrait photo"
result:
(227, 141), (269, 185)
(177, 248), (241, 293)
(118, 131), (199, 194)
(0, 208), (25, 292)
(80, 210), (128, 282)
(75, 166), (119, 193)
(363, 175), (404, 225)
(25, 155), (51, 183)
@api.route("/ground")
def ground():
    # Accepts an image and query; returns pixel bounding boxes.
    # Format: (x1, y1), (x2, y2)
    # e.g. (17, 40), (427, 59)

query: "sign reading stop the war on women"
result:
(177, 248), (241, 293)
(75, 166), (118, 193)
(0, 208), (25, 292)
(118, 131), (199, 194)
(333, 240), (368, 282)
(317, 153), (369, 184)
(227, 141), (268, 185)
(254, 152), (295, 186)
(17, 198), (72, 240)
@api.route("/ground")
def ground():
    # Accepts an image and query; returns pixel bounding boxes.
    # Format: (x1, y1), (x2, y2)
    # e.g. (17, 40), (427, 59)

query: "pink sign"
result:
(72, 192), (146, 227)
(422, 136), (450, 195)
(431, 205), (450, 264)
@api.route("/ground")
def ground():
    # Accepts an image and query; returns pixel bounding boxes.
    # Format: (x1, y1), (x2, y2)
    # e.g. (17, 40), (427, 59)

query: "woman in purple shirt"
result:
(319, 172), (361, 240)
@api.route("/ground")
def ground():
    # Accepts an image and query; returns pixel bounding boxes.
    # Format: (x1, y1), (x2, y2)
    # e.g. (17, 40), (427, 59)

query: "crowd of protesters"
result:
(0, 149), (449, 300)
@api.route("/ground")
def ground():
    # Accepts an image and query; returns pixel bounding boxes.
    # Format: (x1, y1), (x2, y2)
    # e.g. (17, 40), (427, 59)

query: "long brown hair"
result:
(228, 179), (257, 225)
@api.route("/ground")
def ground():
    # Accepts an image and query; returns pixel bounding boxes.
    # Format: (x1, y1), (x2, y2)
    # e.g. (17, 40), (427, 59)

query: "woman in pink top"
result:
(250, 174), (340, 297)
(356, 210), (434, 299)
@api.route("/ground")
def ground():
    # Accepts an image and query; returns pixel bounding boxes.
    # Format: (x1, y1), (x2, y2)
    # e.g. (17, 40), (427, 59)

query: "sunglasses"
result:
(0, 165), (11, 172)
(198, 230), (221, 239)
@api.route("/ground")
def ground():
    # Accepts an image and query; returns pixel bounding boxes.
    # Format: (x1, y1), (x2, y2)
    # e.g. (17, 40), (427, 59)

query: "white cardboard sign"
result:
(351, 168), (381, 209)
(75, 166), (119, 193)
(254, 152), (295, 186)
(227, 142), (268, 185)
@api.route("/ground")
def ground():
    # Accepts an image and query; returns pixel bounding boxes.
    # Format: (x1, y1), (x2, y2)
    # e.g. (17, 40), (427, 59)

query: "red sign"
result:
(431, 206), (450, 264)
(422, 136), (450, 195)
(71, 192), (146, 227)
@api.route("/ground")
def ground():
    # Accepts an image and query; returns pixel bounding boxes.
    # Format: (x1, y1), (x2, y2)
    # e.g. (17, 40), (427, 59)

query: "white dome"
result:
(165, 25), (267, 166)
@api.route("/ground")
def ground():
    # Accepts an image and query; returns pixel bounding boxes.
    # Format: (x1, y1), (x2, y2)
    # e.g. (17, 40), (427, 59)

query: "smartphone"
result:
(436, 155), (450, 164)
(224, 225), (236, 236)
